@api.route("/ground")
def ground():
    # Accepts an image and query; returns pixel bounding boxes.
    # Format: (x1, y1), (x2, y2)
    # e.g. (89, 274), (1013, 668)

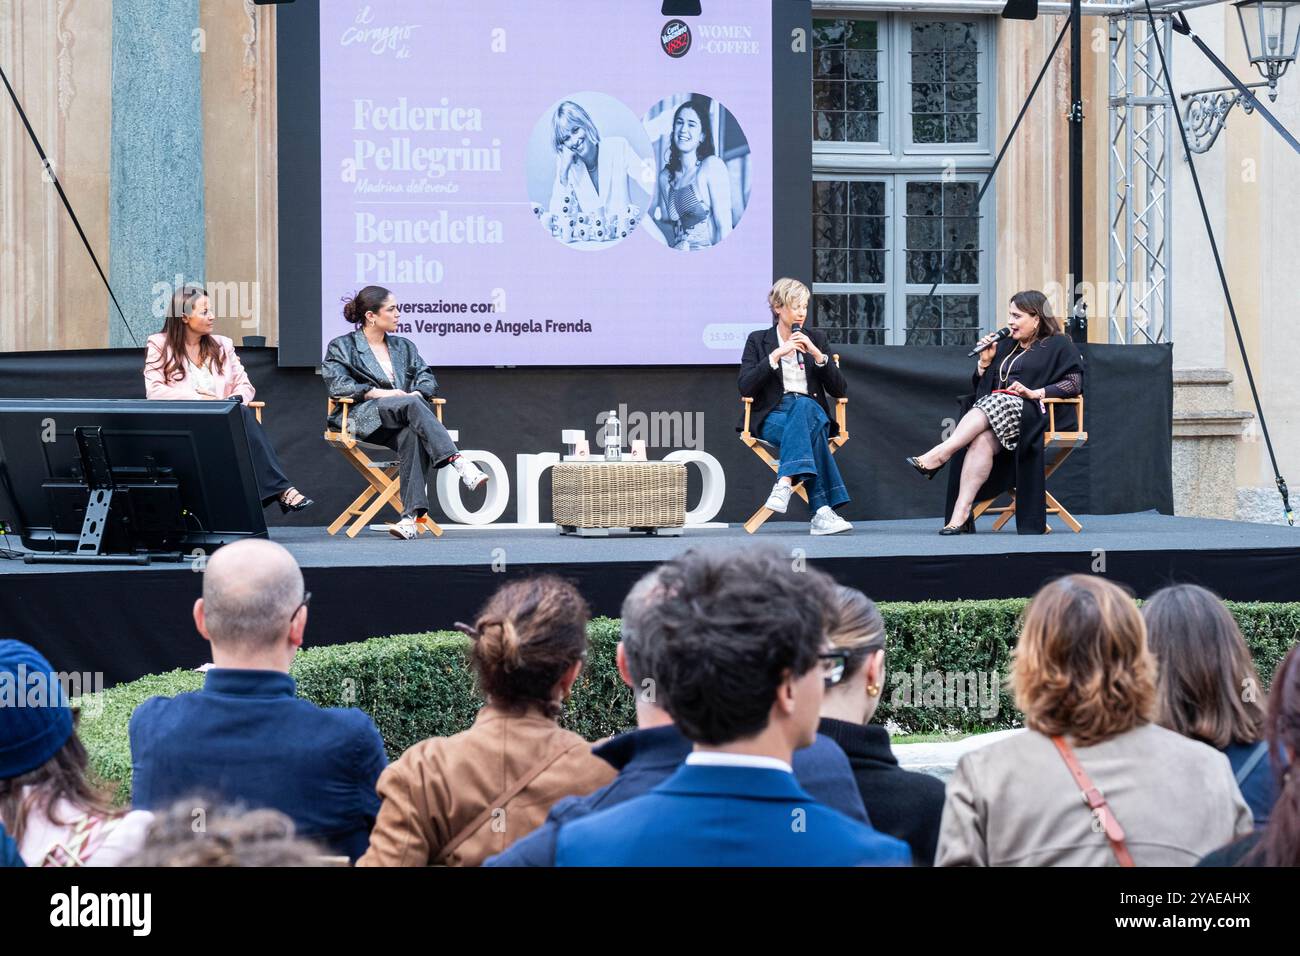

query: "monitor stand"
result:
(24, 426), (184, 566)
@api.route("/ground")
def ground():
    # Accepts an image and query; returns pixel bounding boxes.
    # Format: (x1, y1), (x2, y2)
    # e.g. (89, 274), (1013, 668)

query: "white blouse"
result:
(186, 356), (218, 396)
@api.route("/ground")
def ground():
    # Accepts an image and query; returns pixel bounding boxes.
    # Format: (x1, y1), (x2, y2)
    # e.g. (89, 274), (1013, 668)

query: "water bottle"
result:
(604, 409), (622, 461)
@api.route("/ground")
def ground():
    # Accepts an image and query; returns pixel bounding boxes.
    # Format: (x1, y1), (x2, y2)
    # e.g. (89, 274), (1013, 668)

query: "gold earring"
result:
(866, 683), (880, 697)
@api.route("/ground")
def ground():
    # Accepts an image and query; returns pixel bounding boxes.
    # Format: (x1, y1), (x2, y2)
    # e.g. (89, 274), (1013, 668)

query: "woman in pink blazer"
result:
(144, 285), (312, 513)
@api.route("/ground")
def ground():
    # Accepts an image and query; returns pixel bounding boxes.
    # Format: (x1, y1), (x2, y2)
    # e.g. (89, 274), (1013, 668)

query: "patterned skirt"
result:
(974, 391), (1023, 451)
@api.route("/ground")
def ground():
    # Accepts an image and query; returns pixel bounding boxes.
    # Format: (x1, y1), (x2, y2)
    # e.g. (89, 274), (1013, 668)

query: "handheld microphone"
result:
(791, 321), (805, 369)
(967, 327), (1010, 358)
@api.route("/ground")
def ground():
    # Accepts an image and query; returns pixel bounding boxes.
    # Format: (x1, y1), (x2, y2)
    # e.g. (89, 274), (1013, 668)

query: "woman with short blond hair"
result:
(737, 278), (852, 535)
(937, 575), (1252, 866)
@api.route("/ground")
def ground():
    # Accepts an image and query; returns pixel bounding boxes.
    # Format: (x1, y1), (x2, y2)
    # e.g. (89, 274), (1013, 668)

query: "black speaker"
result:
(1001, 0), (1038, 20)
(662, 0), (703, 16)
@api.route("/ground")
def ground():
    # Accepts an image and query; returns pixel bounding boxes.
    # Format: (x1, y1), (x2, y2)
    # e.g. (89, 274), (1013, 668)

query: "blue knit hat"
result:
(0, 640), (75, 779)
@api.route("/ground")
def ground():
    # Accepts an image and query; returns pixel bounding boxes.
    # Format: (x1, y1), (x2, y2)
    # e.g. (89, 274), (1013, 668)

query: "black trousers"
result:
(368, 394), (459, 518)
(240, 405), (293, 506)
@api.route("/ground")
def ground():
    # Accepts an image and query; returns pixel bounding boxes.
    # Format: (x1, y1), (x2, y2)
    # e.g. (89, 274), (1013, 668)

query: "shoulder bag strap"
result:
(433, 739), (586, 866)
(1235, 740), (1270, 786)
(1050, 735), (1135, 867)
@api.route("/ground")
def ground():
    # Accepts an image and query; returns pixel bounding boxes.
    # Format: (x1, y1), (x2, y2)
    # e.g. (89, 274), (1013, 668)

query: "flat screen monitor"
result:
(0, 399), (267, 555)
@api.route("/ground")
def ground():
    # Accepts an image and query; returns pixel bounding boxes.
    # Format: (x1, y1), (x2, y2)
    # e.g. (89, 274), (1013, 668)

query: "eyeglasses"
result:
(818, 651), (850, 688)
(291, 591), (312, 623)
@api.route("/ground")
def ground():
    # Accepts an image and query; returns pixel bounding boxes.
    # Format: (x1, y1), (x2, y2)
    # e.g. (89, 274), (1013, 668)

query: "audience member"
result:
(0, 822), (21, 867)
(359, 576), (616, 866)
(128, 540), (386, 862)
(123, 799), (326, 867)
(549, 547), (911, 866)
(1200, 644), (1300, 866)
(937, 575), (1253, 866)
(818, 586), (947, 865)
(486, 567), (870, 866)
(1143, 583), (1280, 825)
(0, 640), (151, 866)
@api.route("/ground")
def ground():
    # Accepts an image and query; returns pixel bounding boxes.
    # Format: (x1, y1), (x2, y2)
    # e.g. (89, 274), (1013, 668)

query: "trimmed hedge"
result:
(77, 602), (1300, 803)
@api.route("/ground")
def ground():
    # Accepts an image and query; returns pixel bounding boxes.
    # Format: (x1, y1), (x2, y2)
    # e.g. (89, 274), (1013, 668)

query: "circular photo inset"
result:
(525, 92), (655, 250)
(642, 93), (751, 251)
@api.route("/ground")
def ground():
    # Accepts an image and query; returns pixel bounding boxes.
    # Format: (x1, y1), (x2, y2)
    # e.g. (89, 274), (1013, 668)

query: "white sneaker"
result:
(810, 507), (853, 536)
(387, 516), (419, 540)
(764, 481), (793, 514)
(453, 458), (487, 491)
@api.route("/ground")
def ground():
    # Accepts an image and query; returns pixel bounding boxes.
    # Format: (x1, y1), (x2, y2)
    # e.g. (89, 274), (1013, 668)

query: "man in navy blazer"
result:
(486, 568), (869, 867)
(551, 547), (911, 867)
(129, 541), (387, 862)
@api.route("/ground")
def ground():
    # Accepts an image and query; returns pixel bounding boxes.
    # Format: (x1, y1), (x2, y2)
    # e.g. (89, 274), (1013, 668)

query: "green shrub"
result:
(77, 603), (1300, 804)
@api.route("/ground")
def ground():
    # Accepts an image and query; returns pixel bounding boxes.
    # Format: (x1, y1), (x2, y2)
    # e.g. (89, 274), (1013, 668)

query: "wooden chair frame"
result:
(739, 355), (848, 534)
(972, 396), (1088, 533)
(323, 396), (448, 538)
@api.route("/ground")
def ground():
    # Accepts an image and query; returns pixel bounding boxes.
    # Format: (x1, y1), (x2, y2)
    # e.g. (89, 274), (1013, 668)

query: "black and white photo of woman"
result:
(645, 94), (751, 251)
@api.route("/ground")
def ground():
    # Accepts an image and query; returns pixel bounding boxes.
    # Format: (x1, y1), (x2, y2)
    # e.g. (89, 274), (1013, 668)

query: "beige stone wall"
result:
(200, 0), (278, 345)
(0, 0), (112, 351)
(1218, 7), (1300, 494)
(0, 0), (277, 353)
(993, 15), (1110, 343)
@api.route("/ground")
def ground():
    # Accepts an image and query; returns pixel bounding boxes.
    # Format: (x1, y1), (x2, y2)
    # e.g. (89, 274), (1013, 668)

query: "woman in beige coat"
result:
(358, 577), (616, 867)
(937, 575), (1253, 867)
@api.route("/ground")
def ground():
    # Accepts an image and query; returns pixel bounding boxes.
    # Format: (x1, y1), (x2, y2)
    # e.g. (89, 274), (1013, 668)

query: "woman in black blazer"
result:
(905, 290), (1083, 534)
(738, 278), (851, 535)
(819, 586), (947, 865)
(322, 285), (486, 539)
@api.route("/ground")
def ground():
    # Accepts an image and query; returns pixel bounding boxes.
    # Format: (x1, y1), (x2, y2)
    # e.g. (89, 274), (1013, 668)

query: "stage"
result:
(5, 511), (1296, 687)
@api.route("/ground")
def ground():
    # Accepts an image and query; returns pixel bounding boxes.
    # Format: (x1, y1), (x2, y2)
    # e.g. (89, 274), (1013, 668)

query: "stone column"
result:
(108, 0), (205, 346)
(1171, 368), (1252, 519)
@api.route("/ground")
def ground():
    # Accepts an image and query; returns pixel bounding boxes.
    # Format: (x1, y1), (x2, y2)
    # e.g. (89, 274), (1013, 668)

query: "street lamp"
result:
(1180, 0), (1300, 153)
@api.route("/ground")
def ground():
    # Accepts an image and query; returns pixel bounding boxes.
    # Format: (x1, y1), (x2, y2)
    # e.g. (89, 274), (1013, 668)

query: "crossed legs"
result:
(914, 408), (1001, 526)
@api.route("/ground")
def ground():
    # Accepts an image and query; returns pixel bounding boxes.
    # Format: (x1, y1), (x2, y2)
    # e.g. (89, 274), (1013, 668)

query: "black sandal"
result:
(278, 488), (314, 514)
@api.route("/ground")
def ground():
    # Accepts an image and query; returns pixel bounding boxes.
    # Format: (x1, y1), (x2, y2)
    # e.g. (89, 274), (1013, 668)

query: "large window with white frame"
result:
(811, 14), (995, 346)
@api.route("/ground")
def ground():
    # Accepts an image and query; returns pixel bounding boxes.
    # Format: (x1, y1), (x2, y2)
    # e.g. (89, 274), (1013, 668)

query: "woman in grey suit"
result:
(322, 285), (486, 539)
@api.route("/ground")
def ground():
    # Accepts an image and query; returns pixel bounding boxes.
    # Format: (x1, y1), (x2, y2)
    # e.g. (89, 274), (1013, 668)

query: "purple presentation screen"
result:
(320, 0), (774, 365)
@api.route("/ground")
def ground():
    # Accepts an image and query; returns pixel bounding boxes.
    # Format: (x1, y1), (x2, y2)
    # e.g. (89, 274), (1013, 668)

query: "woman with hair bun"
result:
(358, 576), (616, 866)
(322, 285), (486, 539)
(818, 586), (946, 865)
(144, 284), (312, 513)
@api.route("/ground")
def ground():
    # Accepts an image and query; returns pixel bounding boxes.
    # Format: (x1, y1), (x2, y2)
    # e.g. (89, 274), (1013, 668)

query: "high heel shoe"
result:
(278, 490), (314, 514)
(906, 456), (943, 480)
(938, 516), (976, 535)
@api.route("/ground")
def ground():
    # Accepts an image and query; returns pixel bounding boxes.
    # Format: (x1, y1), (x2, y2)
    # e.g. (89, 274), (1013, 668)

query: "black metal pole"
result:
(1068, 0), (1087, 342)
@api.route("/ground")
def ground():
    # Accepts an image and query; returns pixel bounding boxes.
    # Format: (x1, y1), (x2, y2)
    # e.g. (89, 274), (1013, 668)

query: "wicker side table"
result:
(552, 461), (687, 536)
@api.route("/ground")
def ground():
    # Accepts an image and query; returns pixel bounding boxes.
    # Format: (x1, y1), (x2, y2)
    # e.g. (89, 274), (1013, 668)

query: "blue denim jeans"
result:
(759, 394), (849, 512)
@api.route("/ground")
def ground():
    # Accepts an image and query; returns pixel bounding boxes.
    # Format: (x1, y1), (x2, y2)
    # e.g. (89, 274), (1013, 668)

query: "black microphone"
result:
(967, 327), (1010, 358)
(791, 321), (805, 369)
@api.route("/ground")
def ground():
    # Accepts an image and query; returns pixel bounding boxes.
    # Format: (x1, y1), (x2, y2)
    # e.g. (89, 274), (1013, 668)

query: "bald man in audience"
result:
(128, 540), (387, 862)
